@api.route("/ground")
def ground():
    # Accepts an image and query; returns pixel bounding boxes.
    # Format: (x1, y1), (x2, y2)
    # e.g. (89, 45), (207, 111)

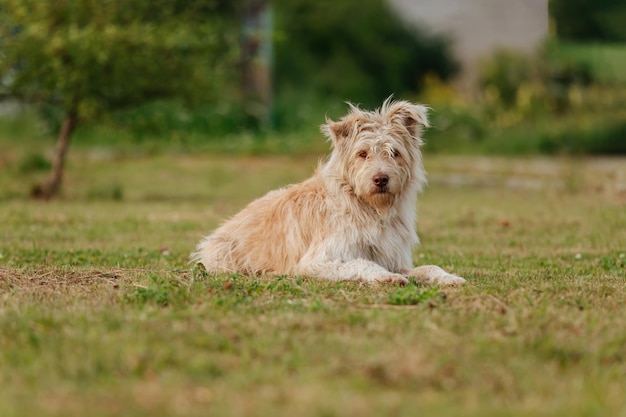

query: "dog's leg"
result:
(299, 258), (409, 285)
(403, 265), (466, 286)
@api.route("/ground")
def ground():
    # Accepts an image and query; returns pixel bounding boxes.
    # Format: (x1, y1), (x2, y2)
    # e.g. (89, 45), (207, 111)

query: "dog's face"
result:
(321, 99), (429, 211)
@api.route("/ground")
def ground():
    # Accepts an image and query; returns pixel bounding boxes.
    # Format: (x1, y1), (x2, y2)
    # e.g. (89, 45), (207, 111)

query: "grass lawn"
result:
(1, 149), (625, 416)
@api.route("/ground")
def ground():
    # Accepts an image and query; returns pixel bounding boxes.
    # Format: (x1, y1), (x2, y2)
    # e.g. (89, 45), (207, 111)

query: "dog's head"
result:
(321, 98), (429, 211)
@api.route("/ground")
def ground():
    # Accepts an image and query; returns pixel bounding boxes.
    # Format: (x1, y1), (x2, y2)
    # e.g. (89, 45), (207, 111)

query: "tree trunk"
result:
(32, 110), (78, 200)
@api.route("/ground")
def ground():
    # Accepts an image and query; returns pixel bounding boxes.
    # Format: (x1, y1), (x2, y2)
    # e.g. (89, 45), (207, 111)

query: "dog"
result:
(191, 99), (465, 286)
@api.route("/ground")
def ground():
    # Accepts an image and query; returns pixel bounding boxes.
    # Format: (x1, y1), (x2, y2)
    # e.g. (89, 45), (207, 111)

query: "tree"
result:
(0, 0), (239, 199)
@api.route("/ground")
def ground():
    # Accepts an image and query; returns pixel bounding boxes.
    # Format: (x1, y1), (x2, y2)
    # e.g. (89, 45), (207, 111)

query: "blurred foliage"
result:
(479, 46), (594, 114)
(550, 0), (626, 42)
(0, 0), (624, 157)
(537, 121), (626, 155)
(423, 41), (626, 155)
(479, 51), (536, 109)
(0, 0), (240, 127)
(1, 0), (458, 138)
(273, 0), (458, 112)
(17, 152), (51, 173)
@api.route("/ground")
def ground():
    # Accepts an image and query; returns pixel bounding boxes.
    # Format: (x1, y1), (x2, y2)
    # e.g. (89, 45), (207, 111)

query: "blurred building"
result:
(389, 0), (549, 94)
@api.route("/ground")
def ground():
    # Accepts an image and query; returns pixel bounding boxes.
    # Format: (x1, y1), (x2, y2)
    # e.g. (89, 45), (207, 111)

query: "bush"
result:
(479, 47), (595, 114)
(423, 41), (626, 156)
(539, 121), (626, 155)
(479, 50), (534, 109)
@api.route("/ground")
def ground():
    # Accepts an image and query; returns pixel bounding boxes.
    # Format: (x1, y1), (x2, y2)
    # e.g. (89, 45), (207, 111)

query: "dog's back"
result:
(191, 173), (328, 275)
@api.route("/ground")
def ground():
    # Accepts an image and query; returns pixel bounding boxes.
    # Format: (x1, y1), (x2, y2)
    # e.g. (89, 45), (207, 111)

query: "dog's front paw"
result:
(432, 273), (466, 286)
(364, 273), (409, 286)
(404, 265), (466, 286)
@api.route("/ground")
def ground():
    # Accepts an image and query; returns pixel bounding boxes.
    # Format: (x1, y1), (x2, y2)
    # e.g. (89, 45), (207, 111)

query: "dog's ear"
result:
(320, 117), (354, 145)
(385, 100), (429, 136)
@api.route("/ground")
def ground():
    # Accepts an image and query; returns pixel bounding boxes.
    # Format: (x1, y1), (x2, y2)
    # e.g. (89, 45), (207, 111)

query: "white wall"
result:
(389, 0), (549, 93)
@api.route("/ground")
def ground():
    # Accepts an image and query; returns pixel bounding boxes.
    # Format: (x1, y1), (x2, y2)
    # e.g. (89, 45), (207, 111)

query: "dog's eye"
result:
(358, 151), (368, 159)
(392, 150), (400, 158)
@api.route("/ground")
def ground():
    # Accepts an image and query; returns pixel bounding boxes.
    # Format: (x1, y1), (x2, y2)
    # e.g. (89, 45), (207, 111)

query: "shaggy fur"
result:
(191, 99), (466, 285)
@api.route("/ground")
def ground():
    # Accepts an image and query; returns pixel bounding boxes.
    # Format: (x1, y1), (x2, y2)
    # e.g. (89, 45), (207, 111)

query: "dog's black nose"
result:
(373, 173), (389, 187)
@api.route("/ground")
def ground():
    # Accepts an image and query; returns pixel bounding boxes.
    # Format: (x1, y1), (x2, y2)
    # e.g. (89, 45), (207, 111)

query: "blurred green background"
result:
(0, 0), (625, 194)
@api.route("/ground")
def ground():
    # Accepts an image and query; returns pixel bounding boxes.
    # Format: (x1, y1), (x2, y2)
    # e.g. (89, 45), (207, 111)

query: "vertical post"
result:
(242, 0), (273, 129)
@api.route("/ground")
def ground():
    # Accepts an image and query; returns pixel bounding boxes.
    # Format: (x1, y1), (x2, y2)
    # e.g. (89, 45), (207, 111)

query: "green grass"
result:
(1, 146), (626, 416)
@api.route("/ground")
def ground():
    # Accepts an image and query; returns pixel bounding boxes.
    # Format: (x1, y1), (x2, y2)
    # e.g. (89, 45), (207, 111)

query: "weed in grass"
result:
(387, 285), (442, 306)
(125, 273), (186, 308)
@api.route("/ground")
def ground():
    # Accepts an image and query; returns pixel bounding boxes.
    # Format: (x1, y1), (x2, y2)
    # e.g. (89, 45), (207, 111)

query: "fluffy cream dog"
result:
(192, 99), (465, 285)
